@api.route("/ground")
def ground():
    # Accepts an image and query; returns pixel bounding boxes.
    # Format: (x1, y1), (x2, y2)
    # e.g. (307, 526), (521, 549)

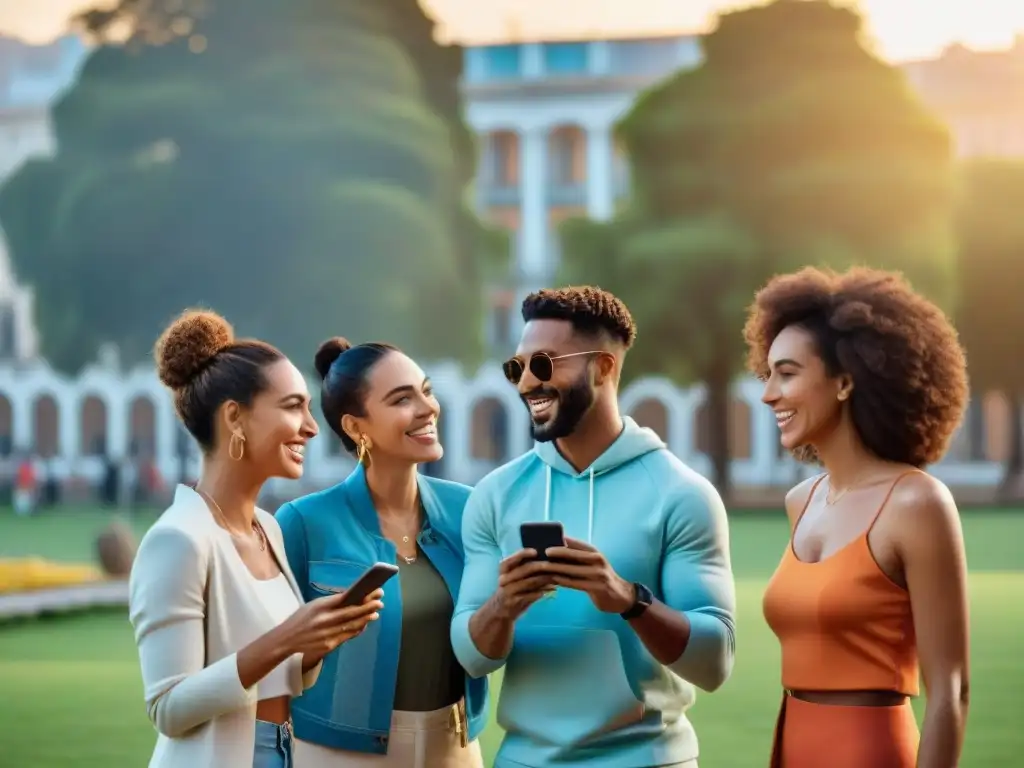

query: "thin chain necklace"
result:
(387, 502), (423, 565)
(825, 473), (870, 506)
(196, 487), (267, 551)
(398, 522), (419, 565)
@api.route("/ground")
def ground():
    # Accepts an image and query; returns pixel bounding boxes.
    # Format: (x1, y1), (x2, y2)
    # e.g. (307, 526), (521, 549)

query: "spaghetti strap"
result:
(792, 474), (827, 534)
(866, 469), (921, 534)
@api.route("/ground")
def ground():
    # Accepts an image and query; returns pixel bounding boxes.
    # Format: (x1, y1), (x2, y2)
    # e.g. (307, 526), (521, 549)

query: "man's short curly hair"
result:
(522, 286), (637, 348)
(743, 266), (968, 467)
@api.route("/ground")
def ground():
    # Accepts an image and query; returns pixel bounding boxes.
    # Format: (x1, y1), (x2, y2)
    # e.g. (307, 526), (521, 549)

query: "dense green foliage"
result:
(0, 0), (505, 372)
(956, 159), (1024, 489)
(956, 158), (1024, 393)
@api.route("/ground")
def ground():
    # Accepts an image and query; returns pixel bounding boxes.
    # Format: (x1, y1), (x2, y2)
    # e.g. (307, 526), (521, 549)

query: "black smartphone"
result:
(519, 521), (566, 562)
(312, 562), (399, 607)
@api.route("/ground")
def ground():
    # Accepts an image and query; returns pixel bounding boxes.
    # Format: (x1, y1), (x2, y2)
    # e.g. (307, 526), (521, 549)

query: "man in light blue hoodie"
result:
(451, 286), (736, 768)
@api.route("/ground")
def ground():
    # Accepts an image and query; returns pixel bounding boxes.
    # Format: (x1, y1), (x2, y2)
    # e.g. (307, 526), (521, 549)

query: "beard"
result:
(523, 374), (594, 443)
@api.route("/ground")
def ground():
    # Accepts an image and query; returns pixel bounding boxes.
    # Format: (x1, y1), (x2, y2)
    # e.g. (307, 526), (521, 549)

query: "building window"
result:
(608, 39), (682, 76)
(543, 43), (588, 75)
(548, 126), (585, 186)
(482, 45), (522, 79)
(484, 131), (519, 186)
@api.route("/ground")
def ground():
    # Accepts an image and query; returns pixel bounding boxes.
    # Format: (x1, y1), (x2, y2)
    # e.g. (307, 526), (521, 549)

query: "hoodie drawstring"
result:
(542, 464), (596, 544)
(543, 465), (551, 523)
(587, 465), (594, 543)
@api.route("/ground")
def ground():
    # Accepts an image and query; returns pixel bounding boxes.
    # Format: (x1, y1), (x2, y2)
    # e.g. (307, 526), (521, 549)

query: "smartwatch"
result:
(620, 582), (653, 620)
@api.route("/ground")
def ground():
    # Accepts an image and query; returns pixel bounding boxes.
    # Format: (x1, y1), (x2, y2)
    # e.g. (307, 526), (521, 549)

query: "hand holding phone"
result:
(311, 562), (400, 607)
(340, 562), (399, 607)
(281, 587), (384, 660)
(519, 522), (567, 562)
(479, 523), (563, 622)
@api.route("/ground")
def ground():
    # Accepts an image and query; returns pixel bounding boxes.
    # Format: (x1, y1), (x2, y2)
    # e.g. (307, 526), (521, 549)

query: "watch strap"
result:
(620, 582), (653, 620)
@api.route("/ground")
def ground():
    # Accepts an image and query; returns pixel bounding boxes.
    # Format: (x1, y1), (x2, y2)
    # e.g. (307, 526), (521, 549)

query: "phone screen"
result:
(519, 522), (566, 562)
(338, 562), (399, 607)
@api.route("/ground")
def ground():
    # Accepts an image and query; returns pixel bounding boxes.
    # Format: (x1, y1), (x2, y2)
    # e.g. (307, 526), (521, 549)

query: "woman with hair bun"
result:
(129, 310), (384, 768)
(276, 338), (488, 768)
(748, 267), (971, 767)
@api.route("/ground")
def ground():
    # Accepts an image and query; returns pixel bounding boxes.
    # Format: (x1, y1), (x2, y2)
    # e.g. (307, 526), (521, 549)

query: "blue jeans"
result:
(253, 720), (292, 768)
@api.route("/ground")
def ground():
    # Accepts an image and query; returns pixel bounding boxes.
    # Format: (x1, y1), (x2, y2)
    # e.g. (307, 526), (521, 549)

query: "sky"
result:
(2, 0), (1024, 62)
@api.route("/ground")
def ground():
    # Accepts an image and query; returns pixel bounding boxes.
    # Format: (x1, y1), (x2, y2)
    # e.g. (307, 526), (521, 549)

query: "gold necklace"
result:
(395, 525), (419, 564)
(382, 506), (422, 564)
(825, 474), (870, 506)
(196, 487), (267, 551)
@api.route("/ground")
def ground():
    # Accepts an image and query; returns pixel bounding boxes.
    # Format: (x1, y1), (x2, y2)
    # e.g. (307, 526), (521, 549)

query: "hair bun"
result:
(314, 337), (352, 380)
(155, 309), (235, 389)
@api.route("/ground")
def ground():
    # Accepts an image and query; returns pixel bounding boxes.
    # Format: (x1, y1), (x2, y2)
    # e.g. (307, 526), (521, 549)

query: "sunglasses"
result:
(502, 351), (603, 385)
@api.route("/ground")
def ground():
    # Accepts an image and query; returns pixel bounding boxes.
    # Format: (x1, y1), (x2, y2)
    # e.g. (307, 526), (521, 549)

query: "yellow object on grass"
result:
(0, 558), (104, 594)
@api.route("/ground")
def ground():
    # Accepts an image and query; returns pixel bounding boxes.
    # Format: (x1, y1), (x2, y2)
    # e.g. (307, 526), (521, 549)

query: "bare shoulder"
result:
(783, 474), (825, 527)
(888, 471), (963, 552)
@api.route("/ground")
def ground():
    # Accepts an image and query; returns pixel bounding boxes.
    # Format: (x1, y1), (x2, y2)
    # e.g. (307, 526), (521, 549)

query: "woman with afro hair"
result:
(748, 267), (970, 768)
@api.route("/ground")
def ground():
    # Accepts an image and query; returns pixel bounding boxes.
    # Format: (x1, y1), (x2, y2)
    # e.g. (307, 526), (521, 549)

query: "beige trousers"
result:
(294, 703), (483, 768)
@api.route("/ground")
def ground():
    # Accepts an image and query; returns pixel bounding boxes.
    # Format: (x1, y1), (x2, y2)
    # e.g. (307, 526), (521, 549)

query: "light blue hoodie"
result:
(451, 417), (736, 768)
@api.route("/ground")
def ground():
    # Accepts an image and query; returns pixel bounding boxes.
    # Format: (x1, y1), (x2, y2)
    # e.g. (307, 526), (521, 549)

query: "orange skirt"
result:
(770, 693), (919, 768)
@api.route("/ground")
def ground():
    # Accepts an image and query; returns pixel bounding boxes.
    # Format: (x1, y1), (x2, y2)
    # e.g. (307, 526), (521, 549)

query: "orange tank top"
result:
(762, 473), (919, 696)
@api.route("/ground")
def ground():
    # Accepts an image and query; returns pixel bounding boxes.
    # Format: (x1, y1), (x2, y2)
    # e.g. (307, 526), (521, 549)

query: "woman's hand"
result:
(285, 588), (384, 662)
(238, 589), (384, 689)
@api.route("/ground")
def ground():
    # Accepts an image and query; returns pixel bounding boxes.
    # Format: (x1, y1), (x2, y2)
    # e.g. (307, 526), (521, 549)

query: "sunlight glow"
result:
(2, 0), (1024, 62)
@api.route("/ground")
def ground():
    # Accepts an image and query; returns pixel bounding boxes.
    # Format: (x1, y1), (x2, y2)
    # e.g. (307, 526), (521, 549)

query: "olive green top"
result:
(392, 547), (464, 712)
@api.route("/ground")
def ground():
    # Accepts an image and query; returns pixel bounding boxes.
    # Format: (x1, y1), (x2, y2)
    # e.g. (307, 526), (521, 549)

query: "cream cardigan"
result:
(129, 485), (320, 768)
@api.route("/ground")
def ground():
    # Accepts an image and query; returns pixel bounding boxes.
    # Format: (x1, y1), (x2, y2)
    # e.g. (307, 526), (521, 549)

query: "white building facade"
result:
(462, 36), (703, 345)
(0, 359), (1004, 495)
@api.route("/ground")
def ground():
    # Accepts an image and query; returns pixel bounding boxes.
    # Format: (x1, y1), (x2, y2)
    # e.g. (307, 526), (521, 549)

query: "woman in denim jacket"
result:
(277, 337), (488, 767)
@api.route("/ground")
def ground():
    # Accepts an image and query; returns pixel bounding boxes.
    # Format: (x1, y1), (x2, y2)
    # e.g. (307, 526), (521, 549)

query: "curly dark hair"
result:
(743, 266), (968, 467)
(522, 286), (637, 348)
(154, 309), (284, 450)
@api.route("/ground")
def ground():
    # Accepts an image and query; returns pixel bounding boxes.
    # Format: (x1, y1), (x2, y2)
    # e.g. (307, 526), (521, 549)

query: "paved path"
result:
(0, 580), (128, 620)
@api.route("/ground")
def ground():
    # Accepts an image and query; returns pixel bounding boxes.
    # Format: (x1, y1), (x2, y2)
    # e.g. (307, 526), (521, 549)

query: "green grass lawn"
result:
(1, 508), (1022, 766)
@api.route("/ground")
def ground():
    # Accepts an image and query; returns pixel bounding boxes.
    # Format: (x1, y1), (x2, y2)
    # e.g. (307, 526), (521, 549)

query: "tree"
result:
(0, 0), (505, 373)
(956, 158), (1024, 499)
(559, 0), (956, 497)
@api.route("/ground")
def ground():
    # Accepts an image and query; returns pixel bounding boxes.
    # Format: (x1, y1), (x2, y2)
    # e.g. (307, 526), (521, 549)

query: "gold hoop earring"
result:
(229, 432), (246, 461)
(357, 435), (371, 465)
(838, 391), (848, 402)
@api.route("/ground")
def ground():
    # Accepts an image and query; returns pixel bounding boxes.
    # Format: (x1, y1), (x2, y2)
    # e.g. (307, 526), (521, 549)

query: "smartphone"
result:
(519, 521), (566, 562)
(312, 562), (399, 607)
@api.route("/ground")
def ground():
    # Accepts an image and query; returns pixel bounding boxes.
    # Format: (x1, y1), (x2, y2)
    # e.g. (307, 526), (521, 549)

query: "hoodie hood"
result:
(532, 416), (666, 541)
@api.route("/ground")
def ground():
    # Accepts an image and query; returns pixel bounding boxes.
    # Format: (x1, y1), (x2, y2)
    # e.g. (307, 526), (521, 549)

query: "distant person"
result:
(40, 457), (60, 507)
(748, 267), (971, 767)
(144, 456), (165, 504)
(102, 455), (120, 506)
(277, 338), (488, 768)
(129, 310), (382, 768)
(452, 287), (736, 767)
(130, 455), (161, 511)
(14, 454), (36, 516)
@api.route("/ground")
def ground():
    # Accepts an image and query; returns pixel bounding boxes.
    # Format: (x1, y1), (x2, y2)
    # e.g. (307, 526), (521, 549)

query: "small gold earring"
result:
(229, 432), (246, 461)
(357, 435), (372, 465)
(838, 391), (848, 402)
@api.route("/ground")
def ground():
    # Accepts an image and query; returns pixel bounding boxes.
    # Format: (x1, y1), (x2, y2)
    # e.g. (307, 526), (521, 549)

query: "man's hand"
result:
(544, 537), (635, 614)
(491, 548), (556, 621)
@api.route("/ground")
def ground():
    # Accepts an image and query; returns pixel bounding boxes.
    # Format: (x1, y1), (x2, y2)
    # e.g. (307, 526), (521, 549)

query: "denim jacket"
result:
(275, 466), (489, 755)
